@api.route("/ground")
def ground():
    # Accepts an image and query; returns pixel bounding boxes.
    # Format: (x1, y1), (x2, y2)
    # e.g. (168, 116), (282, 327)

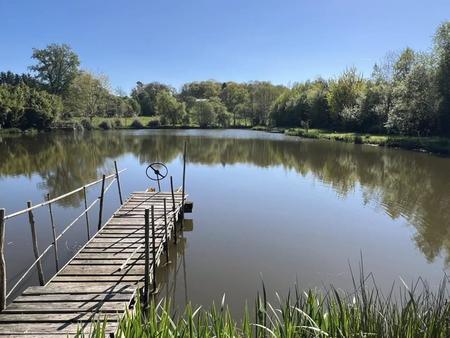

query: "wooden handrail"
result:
(1, 163), (126, 307)
(4, 169), (126, 220)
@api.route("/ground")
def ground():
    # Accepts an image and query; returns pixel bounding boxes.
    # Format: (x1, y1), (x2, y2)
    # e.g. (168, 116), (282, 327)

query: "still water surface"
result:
(0, 129), (449, 314)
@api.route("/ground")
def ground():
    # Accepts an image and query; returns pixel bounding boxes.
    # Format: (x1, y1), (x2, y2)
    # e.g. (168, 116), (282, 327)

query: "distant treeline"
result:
(1, 21), (450, 136)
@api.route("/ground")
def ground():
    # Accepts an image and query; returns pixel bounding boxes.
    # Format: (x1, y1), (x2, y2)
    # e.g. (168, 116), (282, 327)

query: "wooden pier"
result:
(0, 156), (191, 337)
(0, 190), (186, 337)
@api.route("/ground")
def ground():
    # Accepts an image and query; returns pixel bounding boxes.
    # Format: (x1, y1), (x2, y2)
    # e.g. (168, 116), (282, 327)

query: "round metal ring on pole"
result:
(146, 162), (168, 191)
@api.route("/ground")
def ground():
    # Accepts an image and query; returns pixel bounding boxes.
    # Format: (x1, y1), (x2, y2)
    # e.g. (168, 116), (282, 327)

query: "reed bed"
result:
(78, 271), (449, 337)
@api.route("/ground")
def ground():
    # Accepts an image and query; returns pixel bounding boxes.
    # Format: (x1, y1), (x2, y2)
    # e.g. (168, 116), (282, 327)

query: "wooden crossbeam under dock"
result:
(0, 191), (186, 337)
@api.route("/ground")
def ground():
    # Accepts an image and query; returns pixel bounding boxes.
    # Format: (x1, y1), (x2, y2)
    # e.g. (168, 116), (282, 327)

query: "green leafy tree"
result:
(180, 81), (222, 100)
(64, 71), (110, 121)
(131, 82), (174, 116)
(327, 67), (366, 129)
(155, 91), (185, 126)
(387, 51), (438, 135)
(434, 22), (450, 136)
(220, 82), (249, 126)
(30, 44), (80, 95)
(192, 100), (215, 127)
(0, 83), (61, 129)
(247, 81), (287, 125)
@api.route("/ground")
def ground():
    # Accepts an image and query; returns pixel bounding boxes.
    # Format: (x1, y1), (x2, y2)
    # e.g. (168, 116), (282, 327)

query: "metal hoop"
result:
(145, 163), (168, 181)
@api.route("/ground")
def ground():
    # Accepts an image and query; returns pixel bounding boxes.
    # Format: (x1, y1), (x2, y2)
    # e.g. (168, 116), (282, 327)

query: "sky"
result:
(1, 0), (449, 93)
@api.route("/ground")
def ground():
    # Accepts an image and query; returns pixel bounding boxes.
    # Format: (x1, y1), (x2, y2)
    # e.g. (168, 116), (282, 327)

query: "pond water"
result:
(0, 129), (449, 315)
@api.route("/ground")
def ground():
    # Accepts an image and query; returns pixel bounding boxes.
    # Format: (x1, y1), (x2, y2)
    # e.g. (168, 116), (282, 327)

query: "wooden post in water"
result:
(46, 194), (59, 272)
(151, 205), (157, 291)
(114, 161), (123, 205)
(181, 141), (187, 226)
(163, 198), (169, 265)
(170, 176), (177, 244)
(97, 175), (106, 231)
(0, 209), (6, 310)
(27, 201), (44, 286)
(83, 187), (90, 240)
(144, 208), (150, 308)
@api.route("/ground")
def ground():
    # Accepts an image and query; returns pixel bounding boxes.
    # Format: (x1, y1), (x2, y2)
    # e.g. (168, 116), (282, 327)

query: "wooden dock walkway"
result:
(0, 190), (186, 337)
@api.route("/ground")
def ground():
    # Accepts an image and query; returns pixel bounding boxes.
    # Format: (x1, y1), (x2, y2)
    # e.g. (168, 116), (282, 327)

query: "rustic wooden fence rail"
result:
(0, 161), (126, 310)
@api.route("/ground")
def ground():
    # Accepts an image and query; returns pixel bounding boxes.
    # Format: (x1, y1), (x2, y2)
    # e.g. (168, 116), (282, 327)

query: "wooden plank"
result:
(0, 312), (120, 323)
(70, 259), (144, 265)
(59, 265), (146, 276)
(15, 293), (132, 303)
(0, 322), (118, 334)
(4, 301), (127, 312)
(51, 276), (143, 283)
(23, 284), (134, 295)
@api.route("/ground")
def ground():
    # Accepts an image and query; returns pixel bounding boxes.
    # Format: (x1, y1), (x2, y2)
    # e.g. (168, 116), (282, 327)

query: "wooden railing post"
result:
(97, 175), (106, 231)
(163, 198), (169, 265)
(0, 209), (6, 310)
(27, 201), (44, 286)
(151, 205), (156, 291)
(114, 161), (123, 205)
(144, 208), (150, 308)
(170, 176), (177, 244)
(83, 187), (90, 240)
(46, 194), (59, 272)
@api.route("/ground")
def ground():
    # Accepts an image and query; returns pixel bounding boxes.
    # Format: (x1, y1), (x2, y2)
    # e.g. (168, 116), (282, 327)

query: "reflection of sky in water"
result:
(0, 129), (449, 314)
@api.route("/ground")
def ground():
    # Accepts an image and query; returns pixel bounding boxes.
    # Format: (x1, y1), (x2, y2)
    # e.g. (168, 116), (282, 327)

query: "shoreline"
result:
(2, 122), (450, 157)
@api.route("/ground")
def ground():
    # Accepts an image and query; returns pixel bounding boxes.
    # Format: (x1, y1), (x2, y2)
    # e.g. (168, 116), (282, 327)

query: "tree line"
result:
(1, 21), (449, 136)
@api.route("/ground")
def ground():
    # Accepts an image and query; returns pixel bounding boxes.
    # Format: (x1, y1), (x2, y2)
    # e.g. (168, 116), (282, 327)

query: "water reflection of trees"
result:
(1, 131), (449, 264)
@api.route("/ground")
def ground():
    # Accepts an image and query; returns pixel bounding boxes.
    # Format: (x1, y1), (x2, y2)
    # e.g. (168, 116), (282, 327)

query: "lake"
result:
(0, 129), (449, 315)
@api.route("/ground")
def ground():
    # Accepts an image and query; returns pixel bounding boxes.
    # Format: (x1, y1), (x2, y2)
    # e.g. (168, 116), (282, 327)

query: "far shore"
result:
(2, 117), (450, 156)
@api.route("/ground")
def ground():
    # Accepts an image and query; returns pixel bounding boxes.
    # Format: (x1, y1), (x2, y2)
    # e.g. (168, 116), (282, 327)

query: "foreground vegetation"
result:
(81, 274), (449, 337)
(2, 21), (450, 138)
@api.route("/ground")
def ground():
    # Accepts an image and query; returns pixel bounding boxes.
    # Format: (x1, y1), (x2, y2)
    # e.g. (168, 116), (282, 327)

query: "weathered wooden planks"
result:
(0, 191), (186, 337)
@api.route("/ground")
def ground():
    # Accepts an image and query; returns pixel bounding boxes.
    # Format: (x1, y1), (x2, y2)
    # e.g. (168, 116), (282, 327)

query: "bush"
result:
(147, 119), (160, 128)
(113, 119), (123, 128)
(80, 118), (93, 130)
(98, 120), (112, 130)
(130, 118), (144, 129)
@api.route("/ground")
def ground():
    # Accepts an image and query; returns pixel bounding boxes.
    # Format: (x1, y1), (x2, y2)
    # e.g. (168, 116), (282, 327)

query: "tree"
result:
(270, 83), (310, 127)
(327, 67), (366, 129)
(180, 81), (222, 100)
(64, 71), (110, 121)
(210, 98), (231, 127)
(0, 71), (43, 90)
(131, 82), (173, 116)
(191, 100), (215, 127)
(155, 91), (185, 126)
(307, 79), (330, 128)
(434, 22), (450, 136)
(0, 83), (62, 129)
(220, 82), (249, 126)
(386, 51), (438, 135)
(30, 44), (80, 95)
(247, 82), (287, 125)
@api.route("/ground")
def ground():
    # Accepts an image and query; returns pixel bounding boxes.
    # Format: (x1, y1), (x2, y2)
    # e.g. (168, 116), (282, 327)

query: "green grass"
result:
(286, 128), (450, 155)
(71, 116), (160, 128)
(77, 273), (449, 337)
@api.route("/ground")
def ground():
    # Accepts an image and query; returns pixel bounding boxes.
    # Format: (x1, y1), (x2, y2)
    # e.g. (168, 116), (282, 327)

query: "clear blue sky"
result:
(1, 0), (449, 93)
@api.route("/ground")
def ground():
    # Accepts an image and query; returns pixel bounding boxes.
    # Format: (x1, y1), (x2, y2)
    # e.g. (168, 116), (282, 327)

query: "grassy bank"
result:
(80, 276), (449, 337)
(285, 128), (450, 155)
